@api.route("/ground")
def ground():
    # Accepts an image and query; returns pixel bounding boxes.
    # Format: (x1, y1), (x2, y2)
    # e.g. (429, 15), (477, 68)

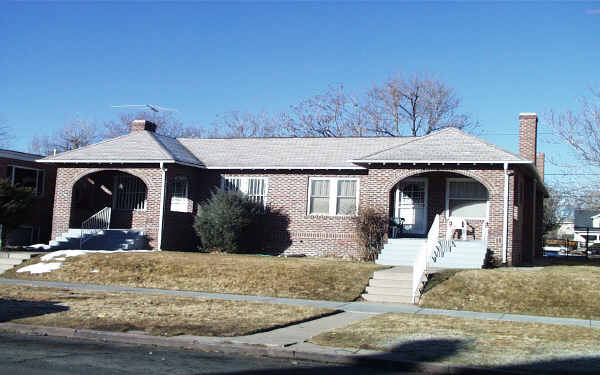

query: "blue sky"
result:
(1, 2), (599, 182)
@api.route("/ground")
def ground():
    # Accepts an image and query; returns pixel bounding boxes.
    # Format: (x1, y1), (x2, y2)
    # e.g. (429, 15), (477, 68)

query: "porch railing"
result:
(412, 214), (457, 304)
(80, 207), (111, 249)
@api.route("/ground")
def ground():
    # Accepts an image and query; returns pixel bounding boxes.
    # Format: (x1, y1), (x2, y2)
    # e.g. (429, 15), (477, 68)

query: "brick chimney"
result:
(519, 113), (538, 164)
(536, 152), (545, 181)
(131, 120), (157, 133)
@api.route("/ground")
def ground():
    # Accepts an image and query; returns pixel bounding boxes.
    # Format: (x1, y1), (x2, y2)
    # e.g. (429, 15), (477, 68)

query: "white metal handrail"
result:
(412, 214), (440, 304)
(80, 207), (111, 249)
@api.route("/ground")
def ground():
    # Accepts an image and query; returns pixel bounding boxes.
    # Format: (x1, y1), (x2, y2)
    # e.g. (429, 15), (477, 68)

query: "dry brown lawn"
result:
(309, 313), (600, 367)
(420, 266), (600, 320)
(5, 252), (383, 301)
(0, 285), (334, 336)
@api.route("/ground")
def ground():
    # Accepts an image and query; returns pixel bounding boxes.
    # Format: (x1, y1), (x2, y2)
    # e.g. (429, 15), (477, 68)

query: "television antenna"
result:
(111, 104), (178, 113)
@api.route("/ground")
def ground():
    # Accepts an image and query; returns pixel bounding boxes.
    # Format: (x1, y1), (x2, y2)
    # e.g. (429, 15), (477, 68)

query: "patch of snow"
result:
(27, 244), (51, 250)
(41, 250), (87, 262)
(17, 262), (63, 274)
(16, 249), (154, 275)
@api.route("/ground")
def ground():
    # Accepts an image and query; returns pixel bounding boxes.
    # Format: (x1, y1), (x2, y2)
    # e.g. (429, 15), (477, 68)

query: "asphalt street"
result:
(0, 333), (415, 375)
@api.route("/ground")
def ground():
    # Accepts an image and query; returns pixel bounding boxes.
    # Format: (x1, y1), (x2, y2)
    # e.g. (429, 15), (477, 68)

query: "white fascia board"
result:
(205, 166), (366, 170)
(37, 159), (177, 164)
(37, 159), (205, 169)
(348, 159), (533, 164)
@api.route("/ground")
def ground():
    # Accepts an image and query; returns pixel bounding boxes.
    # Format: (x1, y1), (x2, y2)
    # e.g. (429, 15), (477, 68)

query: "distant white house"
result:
(574, 210), (600, 246)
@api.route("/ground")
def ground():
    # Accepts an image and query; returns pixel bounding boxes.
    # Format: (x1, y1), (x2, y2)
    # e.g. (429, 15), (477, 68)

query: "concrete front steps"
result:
(375, 238), (486, 269)
(30, 228), (147, 251)
(0, 252), (42, 274)
(361, 266), (414, 304)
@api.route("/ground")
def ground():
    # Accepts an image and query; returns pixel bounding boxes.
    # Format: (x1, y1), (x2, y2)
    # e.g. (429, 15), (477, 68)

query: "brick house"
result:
(39, 113), (547, 266)
(0, 149), (57, 246)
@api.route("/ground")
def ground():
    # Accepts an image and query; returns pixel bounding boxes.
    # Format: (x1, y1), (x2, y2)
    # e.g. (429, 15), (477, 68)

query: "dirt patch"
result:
(0, 285), (334, 337)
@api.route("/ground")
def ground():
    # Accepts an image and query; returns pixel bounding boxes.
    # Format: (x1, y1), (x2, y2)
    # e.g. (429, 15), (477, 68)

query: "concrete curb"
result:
(0, 322), (535, 375)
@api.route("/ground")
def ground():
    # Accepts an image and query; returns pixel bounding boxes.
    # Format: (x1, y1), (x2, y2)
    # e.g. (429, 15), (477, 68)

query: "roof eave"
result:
(37, 159), (206, 169)
(205, 166), (366, 170)
(348, 159), (532, 164)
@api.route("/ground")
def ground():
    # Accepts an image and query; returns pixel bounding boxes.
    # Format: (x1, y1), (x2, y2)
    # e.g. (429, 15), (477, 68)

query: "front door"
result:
(395, 178), (428, 235)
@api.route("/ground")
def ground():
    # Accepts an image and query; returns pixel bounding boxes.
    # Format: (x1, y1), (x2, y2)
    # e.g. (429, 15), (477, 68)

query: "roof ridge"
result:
(148, 132), (177, 160)
(451, 127), (530, 162)
(41, 132), (134, 160)
(154, 133), (203, 165)
(351, 127), (454, 160)
(177, 135), (415, 141)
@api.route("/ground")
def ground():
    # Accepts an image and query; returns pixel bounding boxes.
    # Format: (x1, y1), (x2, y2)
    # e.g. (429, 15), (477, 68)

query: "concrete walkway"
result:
(1, 277), (599, 328)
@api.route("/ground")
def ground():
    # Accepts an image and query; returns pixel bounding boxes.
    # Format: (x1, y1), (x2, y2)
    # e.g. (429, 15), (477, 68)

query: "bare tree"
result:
(365, 74), (474, 136)
(104, 111), (204, 139)
(30, 117), (99, 156)
(210, 110), (281, 138)
(0, 115), (11, 148)
(282, 85), (365, 137)
(548, 88), (600, 167)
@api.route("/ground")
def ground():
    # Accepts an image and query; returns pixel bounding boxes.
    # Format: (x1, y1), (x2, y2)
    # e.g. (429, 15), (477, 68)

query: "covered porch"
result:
(388, 172), (490, 242)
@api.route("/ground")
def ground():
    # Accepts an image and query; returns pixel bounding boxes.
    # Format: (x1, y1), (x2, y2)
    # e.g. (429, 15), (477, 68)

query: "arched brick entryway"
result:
(51, 166), (164, 249)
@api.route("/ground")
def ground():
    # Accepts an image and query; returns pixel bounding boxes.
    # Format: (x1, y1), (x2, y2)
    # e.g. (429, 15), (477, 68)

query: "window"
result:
(170, 176), (189, 212)
(9, 166), (45, 196)
(446, 179), (488, 219)
(113, 175), (147, 211)
(222, 176), (268, 207)
(308, 178), (359, 216)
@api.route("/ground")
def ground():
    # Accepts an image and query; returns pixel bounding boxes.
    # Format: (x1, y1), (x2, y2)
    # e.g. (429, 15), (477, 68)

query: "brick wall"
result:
(50, 162), (542, 265)
(215, 165), (516, 263)
(51, 164), (163, 249)
(0, 157), (56, 244)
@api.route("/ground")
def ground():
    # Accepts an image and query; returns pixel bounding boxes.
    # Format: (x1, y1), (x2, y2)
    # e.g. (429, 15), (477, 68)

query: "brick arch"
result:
(69, 168), (154, 190)
(383, 168), (498, 196)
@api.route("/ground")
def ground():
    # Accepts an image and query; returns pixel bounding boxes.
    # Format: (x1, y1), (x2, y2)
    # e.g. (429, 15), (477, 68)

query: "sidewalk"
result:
(1, 277), (598, 328)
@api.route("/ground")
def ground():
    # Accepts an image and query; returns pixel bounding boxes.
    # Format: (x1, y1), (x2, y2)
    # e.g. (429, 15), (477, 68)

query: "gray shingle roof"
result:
(178, 137), (412, 169)
(40, 127), (532, 170)
(40, 131), (203, 166)
(351, 128), (530, 163)
(574, 210), (600, 229)
(0, 149), (42, 162)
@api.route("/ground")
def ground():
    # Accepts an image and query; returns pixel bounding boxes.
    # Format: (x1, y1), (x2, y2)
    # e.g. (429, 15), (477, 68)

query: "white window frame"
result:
(9, 165), (45, 197)
(445, 178), (489, 220)
(221, 176), (269, 207)
(307, 177), (360, 217)
(170, 176), (189, 213)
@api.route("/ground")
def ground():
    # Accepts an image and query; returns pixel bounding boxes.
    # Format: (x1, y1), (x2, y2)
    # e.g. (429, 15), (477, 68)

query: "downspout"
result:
(502, 163), (509, 264)
(157, 162), (167, 251)
(531, 179), (537, 261)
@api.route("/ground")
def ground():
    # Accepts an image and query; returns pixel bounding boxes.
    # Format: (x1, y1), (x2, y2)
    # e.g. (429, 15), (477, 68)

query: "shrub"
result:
(354, 207), (388, 261)
(194, 189), (263, 253)
(0, 178), (34, 249)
